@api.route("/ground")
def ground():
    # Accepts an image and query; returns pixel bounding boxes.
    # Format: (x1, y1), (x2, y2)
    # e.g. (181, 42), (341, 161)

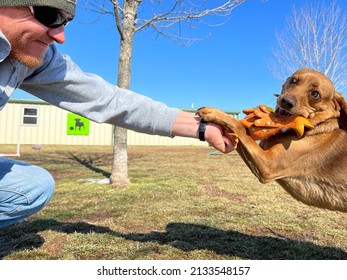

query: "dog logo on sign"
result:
(74, 118), (85, 130)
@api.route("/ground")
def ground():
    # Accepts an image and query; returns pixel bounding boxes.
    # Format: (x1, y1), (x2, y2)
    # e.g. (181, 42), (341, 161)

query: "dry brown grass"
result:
(0, 145), (346, 259)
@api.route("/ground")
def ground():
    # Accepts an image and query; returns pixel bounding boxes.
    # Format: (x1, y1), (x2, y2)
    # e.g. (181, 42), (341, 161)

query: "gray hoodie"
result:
(0, 31), (179, 137)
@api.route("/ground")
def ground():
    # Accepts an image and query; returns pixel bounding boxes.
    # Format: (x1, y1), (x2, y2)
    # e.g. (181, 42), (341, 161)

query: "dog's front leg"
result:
(197, 107), (292, 183)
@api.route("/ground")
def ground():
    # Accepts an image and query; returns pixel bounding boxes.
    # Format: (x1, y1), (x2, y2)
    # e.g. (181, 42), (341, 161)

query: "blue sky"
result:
(12, 0), (347, 114)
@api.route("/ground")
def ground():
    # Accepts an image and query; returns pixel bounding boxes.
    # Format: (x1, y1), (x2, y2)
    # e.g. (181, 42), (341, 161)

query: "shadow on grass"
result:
(68, 153), (111, 178)
(1, 219), (346, 259)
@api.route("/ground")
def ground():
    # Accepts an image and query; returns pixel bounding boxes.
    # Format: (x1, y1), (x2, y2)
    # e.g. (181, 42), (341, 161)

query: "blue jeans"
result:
(0, 157), (55, 228)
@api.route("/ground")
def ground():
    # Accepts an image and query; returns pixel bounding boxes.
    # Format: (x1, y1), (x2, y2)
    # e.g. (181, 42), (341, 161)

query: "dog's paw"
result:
(196, 107), (219, 122)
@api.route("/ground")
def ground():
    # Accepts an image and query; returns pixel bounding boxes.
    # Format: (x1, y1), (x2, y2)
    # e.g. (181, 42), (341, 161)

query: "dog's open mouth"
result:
(275, 107), (293, 116)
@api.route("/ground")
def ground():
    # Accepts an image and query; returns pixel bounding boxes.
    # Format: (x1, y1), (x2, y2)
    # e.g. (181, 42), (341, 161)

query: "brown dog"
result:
(197, 68), (347, 212)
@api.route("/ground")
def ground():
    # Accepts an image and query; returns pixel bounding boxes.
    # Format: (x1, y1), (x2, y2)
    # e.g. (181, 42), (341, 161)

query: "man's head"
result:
(0, 1), (76, 68)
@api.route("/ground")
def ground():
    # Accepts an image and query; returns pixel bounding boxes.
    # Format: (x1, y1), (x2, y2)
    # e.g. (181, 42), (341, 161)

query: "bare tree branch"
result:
(268, 0), (347, 91)
(112, 0), (124, 39)
(82, 0), (247, 46)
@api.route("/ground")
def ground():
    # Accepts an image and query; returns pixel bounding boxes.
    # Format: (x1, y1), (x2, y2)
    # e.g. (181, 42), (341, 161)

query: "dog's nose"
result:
(279, 96), (295, 110)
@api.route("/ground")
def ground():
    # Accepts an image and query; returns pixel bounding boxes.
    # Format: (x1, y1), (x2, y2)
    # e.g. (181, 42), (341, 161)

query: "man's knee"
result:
(32, 166), (55, 206)
(0, 160), (55, 228)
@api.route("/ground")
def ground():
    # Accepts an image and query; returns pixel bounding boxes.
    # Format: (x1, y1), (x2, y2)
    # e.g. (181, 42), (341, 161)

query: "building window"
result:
(22, 107), (39, 125)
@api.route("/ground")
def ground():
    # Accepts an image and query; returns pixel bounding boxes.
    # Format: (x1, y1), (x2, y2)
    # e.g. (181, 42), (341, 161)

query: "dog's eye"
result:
(310, 91), (320, 99)
(289, 77), (297, 84)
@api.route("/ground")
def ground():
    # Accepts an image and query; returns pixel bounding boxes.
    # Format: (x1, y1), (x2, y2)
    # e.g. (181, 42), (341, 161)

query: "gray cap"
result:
(0, 0), (77, 17)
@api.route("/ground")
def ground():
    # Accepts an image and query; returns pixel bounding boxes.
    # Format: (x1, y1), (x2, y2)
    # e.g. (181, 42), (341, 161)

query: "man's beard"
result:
(10, 50), (43, 68)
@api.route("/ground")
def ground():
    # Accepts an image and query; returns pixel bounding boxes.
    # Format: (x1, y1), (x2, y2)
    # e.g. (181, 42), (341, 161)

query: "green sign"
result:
(67, 113), (90, 135)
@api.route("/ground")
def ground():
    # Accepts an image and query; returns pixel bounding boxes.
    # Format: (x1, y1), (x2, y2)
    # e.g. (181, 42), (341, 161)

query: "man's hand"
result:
(171, 111), (236, 153)
(205, 122), (237, 153)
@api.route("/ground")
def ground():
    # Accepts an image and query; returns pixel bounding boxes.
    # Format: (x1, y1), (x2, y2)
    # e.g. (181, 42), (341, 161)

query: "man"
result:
(0, 1), (234, 228)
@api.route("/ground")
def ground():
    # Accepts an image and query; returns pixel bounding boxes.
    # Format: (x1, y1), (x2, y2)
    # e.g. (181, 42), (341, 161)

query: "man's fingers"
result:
(222, 135), (237, 153)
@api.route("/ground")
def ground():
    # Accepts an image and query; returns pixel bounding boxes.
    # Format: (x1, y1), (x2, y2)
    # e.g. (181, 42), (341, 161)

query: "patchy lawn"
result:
(0, 145), (346, 259)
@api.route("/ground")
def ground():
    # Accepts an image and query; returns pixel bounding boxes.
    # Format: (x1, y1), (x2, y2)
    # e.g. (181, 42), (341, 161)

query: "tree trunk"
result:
(110, 0), (138, 187)
(110, 126), (130, 187)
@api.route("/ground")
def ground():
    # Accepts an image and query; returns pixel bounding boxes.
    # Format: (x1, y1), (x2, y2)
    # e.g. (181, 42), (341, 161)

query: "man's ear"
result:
(334, 92), (347, 129)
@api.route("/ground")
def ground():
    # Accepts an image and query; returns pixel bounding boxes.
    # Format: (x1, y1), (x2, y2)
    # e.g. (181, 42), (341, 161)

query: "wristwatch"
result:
(198, 119), (207, 141)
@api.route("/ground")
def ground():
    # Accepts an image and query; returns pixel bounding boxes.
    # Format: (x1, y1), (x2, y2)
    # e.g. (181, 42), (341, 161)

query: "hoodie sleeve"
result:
(20, 45), (179, 137)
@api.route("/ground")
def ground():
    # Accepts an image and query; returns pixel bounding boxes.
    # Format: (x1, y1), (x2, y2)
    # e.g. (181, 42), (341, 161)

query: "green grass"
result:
(0, 145), (346, 259)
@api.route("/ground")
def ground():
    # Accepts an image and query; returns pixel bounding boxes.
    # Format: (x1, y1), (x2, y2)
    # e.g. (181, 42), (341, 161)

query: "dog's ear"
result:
(334, 92), (347, 129)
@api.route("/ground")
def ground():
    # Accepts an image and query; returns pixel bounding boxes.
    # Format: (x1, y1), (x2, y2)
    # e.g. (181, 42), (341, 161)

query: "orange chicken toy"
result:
(225, 105), (314, 143)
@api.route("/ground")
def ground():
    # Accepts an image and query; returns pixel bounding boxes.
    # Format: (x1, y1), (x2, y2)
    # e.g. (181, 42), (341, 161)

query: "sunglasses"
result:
(29, 6), (73, 28)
